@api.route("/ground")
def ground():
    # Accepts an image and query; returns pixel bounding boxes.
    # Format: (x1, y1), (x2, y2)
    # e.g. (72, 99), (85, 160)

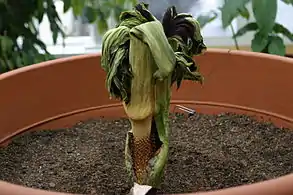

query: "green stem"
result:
(230, 23), (240, 50)
(224, 0), (239, 50)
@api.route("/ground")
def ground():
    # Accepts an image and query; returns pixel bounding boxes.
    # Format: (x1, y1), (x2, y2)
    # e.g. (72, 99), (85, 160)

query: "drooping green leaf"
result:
(171, 52), (203, 89)
(238, 6), (250, 20)
(71, 0), (85, 16)
(0, 59), (7, 73)
(6, 59), (14, 70)
(161, 6), (204, 87)
(52, 30), (58, 44)
(14, 54), (23, 68)
(233, 22), (258, 38)
(36, 0), (45, 22)
(251, 32), (269, 52)
(63, 0), (71, 13)
(97, 1), (112, 19)
(101, 2), (159, 103)
(196, 11), (218, 29)
(273, 23), (293, 41)
(252, 0), (277, 34)
(220, 0), (250, 28)
(162, 6), (206, 56)
(0, 36), (14, 53)
(96, 6), (111, 32)
(21, 52), (30, 66)
(97, 19), (108, 35)
(268, 36), (286, 56)
(83, 6), (97, 23)
(130, 21), (176, 81)
(49, 22), (59, 44)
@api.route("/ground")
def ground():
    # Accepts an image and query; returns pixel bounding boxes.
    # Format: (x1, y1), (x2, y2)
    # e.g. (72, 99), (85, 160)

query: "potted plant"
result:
(101, 3), (205, 189)
(1, 2), (293, 195)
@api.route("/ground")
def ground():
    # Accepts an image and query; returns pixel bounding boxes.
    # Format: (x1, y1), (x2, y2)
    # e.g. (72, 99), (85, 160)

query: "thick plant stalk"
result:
(124, 35), (154, 182)
(124, 20), (176, 186)
(101, 2), (206, 189)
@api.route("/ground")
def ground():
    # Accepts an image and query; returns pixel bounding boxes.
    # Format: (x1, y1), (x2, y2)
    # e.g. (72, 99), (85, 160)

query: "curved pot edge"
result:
(174, 173), (293, 195)
(228, 49), (293, 63)
(1, 100), (292, 146)
(0, 180), (74, 195)
(0, 53), (101, 80)
(2, 169), (293, 195)
(2, 48), (293, 81)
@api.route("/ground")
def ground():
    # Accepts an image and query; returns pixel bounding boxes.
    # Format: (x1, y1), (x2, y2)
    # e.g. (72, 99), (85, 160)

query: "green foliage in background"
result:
(68, 0), (137, 34)
(221, 0), (293, 56)
(0, 0), (60, 73)
(2, 0), (291, 74)
(0, 0), (136, 73)
(196, 10), (218, 29)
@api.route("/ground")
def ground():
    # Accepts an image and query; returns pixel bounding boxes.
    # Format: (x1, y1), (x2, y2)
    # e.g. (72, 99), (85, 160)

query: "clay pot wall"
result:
(0, 49), (293, 195)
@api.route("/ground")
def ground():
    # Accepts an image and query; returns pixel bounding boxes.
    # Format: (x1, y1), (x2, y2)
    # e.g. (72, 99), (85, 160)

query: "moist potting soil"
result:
(1, 113), (293, 194)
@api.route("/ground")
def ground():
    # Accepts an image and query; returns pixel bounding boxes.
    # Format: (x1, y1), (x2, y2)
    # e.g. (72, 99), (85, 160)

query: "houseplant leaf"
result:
(238, 6), (250, 20)
(63, 0), (71, 13)
(252, 0), (277, 35)
(221, 0), (250, 28)
(251, 32), (269, 52)
(233, 22), (258, 38)
(273, 23), (293, 41)
(36, 0), (45, 22)
(71, 0), (85, 16)
(96, 6), (111, 34)
(0, 36), (13, 53)
(197, 11), (218, 29)
(268, 36), (286, 56)
(5, 59), (14, 71)
(0, 0), (143, 74)
(83, 6), (97, 23)
(97, 19), (108, 35)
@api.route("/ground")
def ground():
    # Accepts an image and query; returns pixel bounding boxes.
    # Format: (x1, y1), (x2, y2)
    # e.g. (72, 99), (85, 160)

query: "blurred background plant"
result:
(139, 0), (218, 28)
(0, 0), (136, 73)
(0, 0), (219, 73)
(219, 0), (293, 56)
(1, 0), (293, 74)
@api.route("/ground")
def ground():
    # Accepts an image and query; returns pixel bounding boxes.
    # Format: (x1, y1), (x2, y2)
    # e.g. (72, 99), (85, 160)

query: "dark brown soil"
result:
(1, 113), (293, 195)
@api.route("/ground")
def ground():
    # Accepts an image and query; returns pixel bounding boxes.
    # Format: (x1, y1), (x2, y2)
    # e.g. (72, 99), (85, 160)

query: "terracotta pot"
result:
(0, 49), (293, 195)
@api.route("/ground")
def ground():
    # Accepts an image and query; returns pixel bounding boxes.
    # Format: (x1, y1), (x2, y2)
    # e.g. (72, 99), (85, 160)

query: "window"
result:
(277, 0), (293, 32)
(38, 0), (293, 56)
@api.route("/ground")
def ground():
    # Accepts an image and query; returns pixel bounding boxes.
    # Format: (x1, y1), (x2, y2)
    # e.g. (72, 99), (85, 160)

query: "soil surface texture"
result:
(1, 113), (293, 195)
